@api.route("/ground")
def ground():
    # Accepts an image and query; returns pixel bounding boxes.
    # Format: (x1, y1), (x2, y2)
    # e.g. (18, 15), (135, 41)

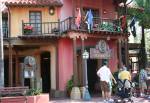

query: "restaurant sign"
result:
(90, 40), (112, 59)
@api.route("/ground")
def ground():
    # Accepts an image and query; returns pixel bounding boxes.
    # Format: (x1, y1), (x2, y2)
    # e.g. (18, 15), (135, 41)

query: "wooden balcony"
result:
(22, 17), (123, 36)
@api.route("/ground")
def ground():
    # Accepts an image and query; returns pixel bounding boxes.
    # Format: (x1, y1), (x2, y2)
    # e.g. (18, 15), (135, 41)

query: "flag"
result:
(85, 9), (93, 32)
(75, 8), (81, 29)
(120, 15), (127, 31)
(130, 17), (136, 37)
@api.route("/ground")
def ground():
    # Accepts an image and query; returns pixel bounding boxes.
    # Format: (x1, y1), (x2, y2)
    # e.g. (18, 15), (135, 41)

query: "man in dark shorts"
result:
(97, 60), (114, 103)
(100, 81), (110, 93)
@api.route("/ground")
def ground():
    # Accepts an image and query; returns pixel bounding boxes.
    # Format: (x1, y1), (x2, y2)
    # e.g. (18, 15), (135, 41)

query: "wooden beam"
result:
(8, 42), (13, 87)
(81, 37), (85, 86)
(73, 37), (78, 86)
(118, 39), (122, 68)
(125, 39), (129, 69)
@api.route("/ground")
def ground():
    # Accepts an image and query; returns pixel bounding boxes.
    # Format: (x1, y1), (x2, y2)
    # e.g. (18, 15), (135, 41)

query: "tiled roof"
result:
(2, 0), (63, 7)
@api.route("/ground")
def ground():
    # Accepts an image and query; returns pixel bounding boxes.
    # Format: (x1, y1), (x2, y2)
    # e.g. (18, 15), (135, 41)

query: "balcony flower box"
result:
(24, 25), (33, 34)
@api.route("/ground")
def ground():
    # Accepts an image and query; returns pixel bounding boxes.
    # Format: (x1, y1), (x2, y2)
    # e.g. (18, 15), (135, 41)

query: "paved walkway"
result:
(50, 96), (150, 103)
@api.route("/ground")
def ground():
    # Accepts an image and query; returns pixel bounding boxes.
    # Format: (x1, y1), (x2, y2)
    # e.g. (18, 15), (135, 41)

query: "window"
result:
(83, 8), (100, 18)
(83, 8), (100, 28)
(2, 19), (8, 38)
(29, 11), (42, 34)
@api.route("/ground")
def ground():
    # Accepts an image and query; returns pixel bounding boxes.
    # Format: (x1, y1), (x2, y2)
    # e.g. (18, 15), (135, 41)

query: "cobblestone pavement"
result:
(49, 96), (150, 103)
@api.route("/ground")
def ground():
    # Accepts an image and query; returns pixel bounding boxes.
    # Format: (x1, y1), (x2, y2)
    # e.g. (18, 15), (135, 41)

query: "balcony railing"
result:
(22, 17), (122, 36)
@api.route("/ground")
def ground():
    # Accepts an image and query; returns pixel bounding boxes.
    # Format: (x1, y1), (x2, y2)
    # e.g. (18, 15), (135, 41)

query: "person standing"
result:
(139, 68), (148, 97)
(109, 74), (117, 102)
(146, 68), (150, 98)
(97, 60), (116, 103)
(118, 64), (131, 81)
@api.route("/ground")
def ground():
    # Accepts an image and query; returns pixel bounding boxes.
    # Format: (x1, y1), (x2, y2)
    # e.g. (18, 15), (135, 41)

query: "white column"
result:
(0, 3), (5, 87)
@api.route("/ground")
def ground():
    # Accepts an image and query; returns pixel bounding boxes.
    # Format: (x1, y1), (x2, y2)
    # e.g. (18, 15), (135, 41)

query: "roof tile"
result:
(2, 0), (63, 6)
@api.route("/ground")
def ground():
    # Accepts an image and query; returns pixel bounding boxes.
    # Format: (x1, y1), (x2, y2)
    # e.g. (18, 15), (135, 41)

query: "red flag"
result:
(75, 8), (81, 29)
(120, 15), (127, 31)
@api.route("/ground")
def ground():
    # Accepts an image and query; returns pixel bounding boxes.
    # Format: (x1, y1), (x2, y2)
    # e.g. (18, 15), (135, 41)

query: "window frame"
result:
(29, 11), (42, 34)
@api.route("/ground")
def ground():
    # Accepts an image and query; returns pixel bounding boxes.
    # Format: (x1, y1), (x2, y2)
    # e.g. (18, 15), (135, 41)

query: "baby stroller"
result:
(114, 79), (134, 103)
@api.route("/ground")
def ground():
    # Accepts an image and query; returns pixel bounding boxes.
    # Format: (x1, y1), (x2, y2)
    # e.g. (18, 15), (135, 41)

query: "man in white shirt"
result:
(97, 60), (115, 103)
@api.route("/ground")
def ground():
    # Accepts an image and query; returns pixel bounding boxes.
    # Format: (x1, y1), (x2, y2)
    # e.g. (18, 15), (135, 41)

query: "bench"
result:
(0, 87), (29, 97)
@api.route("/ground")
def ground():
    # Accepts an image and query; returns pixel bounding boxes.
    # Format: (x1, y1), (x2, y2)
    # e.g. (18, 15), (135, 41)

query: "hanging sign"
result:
(90, 40), (112, 59)
(23, 56), (36, 78)
(24, 69), (34, 78)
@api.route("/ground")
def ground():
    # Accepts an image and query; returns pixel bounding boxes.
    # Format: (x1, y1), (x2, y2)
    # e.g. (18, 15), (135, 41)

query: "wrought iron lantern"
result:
(49, 6), (55, 15)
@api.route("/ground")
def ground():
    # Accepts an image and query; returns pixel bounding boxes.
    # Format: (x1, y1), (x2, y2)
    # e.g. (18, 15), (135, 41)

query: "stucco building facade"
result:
(2, 0), (128, 97)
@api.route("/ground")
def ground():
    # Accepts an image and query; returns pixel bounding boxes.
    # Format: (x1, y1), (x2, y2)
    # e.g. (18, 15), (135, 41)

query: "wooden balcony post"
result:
(58, 19), (61, 35)
(70, 33), (81, 100)
(8, 41), (13, 87)
(73, 37), (78, 86)
(15, 51), (19, 86)
(118, 39), (122, 68)
(69, 17), (72, 30)
(22, 20), (24, 35)
(125, 39), (129, 69)
(81, 37), (85, 86)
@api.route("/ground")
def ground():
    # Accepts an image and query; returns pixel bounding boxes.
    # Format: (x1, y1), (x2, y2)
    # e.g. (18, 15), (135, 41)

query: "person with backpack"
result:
(139, 68), (148, 97)
(118, 63), (131, 81)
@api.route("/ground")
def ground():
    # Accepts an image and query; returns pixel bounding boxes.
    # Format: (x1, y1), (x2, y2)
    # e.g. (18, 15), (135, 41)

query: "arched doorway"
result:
(40, 52), (51, 93)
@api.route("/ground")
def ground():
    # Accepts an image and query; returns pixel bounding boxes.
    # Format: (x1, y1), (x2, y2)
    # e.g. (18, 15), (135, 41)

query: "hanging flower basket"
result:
(24, 25), (33, 34)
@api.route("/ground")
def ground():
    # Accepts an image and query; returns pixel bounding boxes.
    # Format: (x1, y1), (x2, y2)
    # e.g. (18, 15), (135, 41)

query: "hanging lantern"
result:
(49, 6), (55, 15)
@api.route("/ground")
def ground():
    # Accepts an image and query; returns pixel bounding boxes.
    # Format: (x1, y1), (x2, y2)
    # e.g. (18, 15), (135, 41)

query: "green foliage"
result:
(26, 88), (42, 96)
(66, 76), (74, 92)
(127, 0), (150, 29)
(100, 22), (121, 32)
(66, 76), (74, 97)
(100, 23), (114, 31)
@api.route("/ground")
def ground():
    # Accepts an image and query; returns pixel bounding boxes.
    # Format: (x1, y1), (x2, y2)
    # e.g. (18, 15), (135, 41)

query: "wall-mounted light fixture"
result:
(107, 36), (110, 41)
(103, 9), (107, 14)
(49, 6), (55, 15)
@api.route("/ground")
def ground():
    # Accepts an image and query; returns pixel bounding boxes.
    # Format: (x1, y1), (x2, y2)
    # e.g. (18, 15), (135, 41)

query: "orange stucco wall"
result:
(9, 7), (59, 37)
(58, 38), (73, 91)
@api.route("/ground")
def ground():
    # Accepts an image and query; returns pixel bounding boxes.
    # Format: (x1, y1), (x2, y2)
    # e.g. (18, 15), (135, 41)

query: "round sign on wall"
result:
(24, 56), (36, 67)
(98, 40), (108, 53)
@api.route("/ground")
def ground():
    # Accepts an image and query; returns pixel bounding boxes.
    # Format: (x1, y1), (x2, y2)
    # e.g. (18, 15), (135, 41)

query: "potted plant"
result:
(26, 88), (42, 96)
(24, 25), (33, 34)
(66, 76), (74, 97)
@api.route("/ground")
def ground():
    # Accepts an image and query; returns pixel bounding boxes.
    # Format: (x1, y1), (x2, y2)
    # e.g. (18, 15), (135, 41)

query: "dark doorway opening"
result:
(4, 58), (16, 87)
(40, 52), (51, 93)
(87, 59), (99, 95)
(4, 58), (9, 87)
